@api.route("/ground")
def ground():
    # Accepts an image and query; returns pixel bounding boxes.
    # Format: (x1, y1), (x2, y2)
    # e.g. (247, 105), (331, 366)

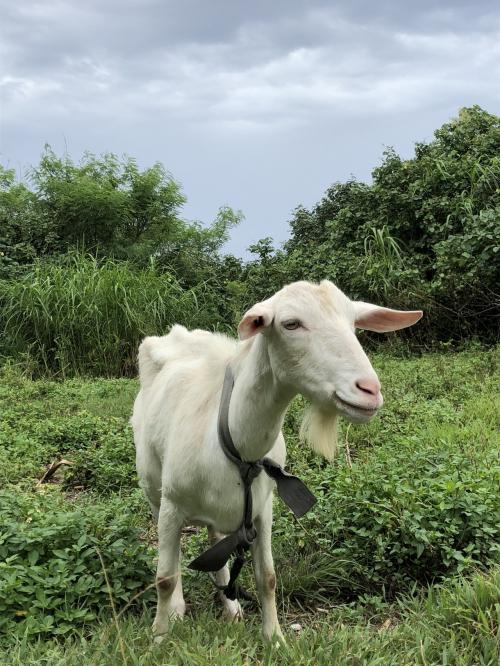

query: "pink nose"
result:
(355, 378), (381, 397)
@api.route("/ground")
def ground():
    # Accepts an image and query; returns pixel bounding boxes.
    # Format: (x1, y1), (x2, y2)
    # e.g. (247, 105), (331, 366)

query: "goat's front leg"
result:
(207, 526), (243, 621)
(152, 498), (185, 641)
(251, 499), (284, 643)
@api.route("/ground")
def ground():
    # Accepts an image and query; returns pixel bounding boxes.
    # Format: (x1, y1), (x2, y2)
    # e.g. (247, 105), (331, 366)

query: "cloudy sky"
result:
(1, 1), (499, 256)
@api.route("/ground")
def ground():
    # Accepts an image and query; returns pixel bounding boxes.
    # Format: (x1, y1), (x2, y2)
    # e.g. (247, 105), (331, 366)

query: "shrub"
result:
(0, 407), (136, 493)
(274, 446), (499, 601)
(0, 489), (154, 641)
(63, 419), (137, 494)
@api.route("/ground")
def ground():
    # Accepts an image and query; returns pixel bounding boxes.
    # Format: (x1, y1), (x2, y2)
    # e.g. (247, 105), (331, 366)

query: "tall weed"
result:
(0, 255), (221, 377)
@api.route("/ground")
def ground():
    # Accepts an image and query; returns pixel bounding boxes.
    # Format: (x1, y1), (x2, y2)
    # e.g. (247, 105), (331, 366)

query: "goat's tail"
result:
(137, 336), (169, 389)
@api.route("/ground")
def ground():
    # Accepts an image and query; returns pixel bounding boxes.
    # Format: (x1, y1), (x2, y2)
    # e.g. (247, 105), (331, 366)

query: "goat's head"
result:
(238, 280), (422, 458)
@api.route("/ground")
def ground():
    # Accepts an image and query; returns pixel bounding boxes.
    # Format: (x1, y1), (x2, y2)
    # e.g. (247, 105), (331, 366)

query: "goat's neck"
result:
(228, 336), (294, 461)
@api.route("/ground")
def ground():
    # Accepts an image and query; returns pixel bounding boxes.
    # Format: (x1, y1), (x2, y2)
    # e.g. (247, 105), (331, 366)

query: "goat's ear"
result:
(353, 302), (423, 333)
(238, 302), (274, 340)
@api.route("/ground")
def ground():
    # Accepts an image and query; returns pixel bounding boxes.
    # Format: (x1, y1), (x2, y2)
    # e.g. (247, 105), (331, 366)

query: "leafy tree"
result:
(243, 237), (289, 306)
(154, 205), (243, 287)
(281, 106), (500, 341)
(29, 147), (186, 258)
(1, 107), (498, 349)
(1, 149), (243, 288)
(0, 166), (58, 277)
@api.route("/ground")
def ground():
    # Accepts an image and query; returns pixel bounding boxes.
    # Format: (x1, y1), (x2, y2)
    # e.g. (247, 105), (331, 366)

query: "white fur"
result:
(132, 280), (421, 641)
(299, 405), (339, 460)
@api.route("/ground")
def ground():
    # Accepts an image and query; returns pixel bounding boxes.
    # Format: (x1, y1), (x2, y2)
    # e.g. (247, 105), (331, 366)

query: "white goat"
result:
(132, 280), (422, 641)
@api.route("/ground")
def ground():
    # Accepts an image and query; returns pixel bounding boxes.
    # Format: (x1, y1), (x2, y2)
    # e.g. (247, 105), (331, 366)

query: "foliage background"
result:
(1, 106), (499, 378)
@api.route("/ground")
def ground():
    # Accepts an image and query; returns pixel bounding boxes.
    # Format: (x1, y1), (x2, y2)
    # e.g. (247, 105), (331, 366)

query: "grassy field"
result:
(1, 347), (499, 664)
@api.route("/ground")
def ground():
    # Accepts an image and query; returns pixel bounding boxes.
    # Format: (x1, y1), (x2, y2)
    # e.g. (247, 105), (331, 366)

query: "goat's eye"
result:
(282, 320), (301, 330)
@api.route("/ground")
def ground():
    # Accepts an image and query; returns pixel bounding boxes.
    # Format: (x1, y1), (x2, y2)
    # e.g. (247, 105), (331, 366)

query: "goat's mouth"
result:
(333, 393), (379, 422)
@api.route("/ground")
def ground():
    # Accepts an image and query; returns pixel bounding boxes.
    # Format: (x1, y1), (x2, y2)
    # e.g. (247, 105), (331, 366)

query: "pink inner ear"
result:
(355, 307), (423, 333)
(238, 308), (273, 340)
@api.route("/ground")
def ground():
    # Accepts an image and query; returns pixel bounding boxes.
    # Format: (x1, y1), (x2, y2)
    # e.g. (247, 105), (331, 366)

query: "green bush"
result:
(274, 351), (500, 600)
(280, 440), (499, 600)
(63, 419), (137, 494)
(0, 408), (136, 493)
(0, 489), (154, 641)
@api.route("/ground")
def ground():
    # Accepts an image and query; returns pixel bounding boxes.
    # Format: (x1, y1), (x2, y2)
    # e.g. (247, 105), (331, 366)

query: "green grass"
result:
(0, 348), (499, 663)
(3, 567), (499, 665)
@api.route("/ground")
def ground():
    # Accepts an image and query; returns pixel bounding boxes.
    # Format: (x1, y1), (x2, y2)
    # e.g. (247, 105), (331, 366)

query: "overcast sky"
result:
(1, 1), (499, 256)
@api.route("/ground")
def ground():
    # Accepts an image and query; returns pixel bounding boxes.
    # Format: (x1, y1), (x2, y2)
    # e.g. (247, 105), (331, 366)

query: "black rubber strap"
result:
(223, 546), (247, 600)
(262, 458), (316, 518)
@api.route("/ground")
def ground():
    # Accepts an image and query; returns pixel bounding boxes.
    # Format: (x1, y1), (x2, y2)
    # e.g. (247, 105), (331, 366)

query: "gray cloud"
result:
(1, 0), (499, 255)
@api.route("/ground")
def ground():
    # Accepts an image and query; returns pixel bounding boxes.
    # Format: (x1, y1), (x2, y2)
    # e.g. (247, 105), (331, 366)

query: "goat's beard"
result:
(299, 404), (339, 461)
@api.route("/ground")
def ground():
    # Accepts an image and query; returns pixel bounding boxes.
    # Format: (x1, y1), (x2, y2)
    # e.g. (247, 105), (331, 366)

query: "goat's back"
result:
(133, 325), (239, 455)
(137, 325), (237, 390)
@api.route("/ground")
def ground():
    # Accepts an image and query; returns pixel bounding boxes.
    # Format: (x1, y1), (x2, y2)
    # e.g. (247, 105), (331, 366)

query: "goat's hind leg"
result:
(207, 527), (243, 621)
(136, 440), (162, 520)
(153, 498), (185, 641)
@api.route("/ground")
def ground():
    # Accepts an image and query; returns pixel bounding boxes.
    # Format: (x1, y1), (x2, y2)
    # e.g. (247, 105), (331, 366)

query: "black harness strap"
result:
(188, 366), (316, 600)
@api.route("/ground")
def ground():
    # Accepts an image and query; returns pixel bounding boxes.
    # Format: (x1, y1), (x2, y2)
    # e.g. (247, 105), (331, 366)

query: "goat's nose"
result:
(355, 377), (381, 396)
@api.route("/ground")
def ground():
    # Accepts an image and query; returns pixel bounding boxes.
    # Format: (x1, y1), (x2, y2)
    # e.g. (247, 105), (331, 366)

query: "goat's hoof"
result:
(153, 633), (166, 645)
(152, 624), (169, 645)
(264, 628), (286, 647)
(152, 620), (171, 643)
(152, 620), (169, 643)
(223, 599), (243, 621)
